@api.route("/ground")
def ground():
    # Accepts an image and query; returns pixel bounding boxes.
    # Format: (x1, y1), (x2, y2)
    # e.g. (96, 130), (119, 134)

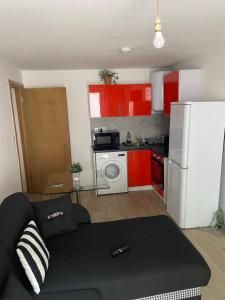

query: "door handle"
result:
(119, 104), (123, 116)
(62, 145), (71, 148)
(48, 183), (64, 188)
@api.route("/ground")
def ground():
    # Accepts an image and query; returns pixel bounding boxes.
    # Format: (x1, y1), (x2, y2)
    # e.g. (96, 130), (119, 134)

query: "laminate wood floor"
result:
(29, 190), (225, 299)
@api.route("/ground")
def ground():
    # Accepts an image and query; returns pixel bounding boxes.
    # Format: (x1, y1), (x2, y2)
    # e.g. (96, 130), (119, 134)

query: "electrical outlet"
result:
(99, 127), (107, 132)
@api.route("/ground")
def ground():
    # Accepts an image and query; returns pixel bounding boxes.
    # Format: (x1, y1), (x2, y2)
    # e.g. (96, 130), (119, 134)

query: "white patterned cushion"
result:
(16, 220), (50, 294)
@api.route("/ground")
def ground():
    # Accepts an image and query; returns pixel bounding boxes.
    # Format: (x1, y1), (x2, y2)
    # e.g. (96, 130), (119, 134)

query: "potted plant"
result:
(215, 208), (225, 232)
(68, 162), (83, 180)
(98, 69), (119, 84)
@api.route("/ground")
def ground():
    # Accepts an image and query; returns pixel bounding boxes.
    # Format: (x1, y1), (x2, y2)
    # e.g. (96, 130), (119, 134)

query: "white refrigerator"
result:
(167, 101), (225, 229)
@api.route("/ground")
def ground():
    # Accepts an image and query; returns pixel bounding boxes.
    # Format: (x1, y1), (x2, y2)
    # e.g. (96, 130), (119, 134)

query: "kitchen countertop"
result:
(92, 143), (168, 157)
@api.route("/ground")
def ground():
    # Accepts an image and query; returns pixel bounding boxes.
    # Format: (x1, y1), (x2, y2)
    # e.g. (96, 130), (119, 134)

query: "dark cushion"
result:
(42, 216), (210, 300)
(73, 204), (91, 225)
(32, 194), (77, 240)
(0, 193), (34, 291)
(32, 289), (102, 300)
(0, 273), (31, 300)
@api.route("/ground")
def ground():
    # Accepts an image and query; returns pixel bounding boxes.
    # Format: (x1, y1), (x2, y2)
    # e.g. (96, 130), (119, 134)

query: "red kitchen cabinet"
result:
(89, 84), (152, 118)
(164, 71), (179, 116)
(89, 85), (124, 117)
(128, 150), (152, 187)
(163, 69), (201, 116)
(103, 85), (124, 117)
(123, 84), (152, 116)
(89, 85), (105, 118)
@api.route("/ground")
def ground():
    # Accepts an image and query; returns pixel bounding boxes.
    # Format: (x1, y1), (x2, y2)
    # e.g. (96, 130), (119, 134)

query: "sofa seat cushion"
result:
(32, 289), (102, 300)
(42, 216), (210, 300)
(0, 274), (32, 300)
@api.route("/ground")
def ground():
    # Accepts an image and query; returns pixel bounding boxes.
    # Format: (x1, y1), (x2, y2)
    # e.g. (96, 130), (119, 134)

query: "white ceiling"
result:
(0, 0), (225, 69)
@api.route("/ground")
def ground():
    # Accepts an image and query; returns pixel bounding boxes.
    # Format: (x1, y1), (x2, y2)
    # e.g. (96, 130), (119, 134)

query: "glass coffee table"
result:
(40, 170), (109, 204)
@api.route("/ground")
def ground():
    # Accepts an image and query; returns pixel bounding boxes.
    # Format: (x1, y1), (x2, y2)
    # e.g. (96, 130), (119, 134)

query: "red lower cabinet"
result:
(128, 150), (152, 187)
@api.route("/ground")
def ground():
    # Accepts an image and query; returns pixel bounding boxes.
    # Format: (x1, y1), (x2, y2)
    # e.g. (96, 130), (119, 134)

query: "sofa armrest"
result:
(73, 204), (91, 225)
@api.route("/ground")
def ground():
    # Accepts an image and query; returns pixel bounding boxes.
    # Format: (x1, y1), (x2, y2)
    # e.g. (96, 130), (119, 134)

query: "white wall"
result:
(173, 49), (225, 212)
(174, 49), (225, 101)
(0, 60), (23, 202)
(22, 68), (151, 172)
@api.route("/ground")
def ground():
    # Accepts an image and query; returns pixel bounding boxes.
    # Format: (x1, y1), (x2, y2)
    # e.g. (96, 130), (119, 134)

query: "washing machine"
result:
(95, 151), (128, 195)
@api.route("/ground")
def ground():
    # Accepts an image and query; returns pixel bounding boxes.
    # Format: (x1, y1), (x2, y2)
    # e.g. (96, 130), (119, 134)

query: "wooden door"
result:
(23, 87), (72, 193)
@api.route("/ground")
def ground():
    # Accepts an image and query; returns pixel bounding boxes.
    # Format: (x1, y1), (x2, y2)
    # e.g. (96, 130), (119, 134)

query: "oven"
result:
(151, 150), (164, 196)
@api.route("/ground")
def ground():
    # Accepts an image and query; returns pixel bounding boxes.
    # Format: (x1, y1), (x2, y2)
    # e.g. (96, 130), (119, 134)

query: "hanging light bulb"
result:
(153, 18), (165, 48)
(153, 31), (165, 48)
(153, 0), (165, 49)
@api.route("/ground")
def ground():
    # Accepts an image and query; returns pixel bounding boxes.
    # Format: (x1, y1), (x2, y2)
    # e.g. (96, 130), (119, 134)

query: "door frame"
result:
(8, 80), (32, 192)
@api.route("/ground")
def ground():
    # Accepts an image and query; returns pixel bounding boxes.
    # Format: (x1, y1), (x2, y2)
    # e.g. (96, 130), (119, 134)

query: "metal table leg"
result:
(76, 189), (81, 204)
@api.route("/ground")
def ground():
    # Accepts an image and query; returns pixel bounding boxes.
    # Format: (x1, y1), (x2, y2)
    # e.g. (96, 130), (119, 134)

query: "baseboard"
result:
(128, 185), (153, 192)
(152, 188), (164, 200)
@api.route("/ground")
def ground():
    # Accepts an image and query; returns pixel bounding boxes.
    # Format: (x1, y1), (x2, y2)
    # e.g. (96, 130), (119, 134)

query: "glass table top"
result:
(42, 169), (109, 195)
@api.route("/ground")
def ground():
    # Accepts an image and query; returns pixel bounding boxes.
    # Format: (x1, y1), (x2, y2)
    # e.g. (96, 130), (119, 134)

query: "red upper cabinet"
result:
(123, 84), (152, 116)
(89, 85), (123, 118)
(89, 84), (152, 118)
(163, 69), (201, 116)
(104, 85), (124, 117)
(127, 150), (152, 187)
(164, 71), (179, 116)
(89, 85), (105, 118)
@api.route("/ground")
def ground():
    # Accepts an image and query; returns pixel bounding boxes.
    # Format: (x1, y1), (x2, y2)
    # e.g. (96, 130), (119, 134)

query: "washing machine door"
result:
(101, 160), (122, 182)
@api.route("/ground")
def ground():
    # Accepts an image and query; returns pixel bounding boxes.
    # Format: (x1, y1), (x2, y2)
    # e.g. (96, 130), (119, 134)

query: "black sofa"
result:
(0, 193), (210, 300)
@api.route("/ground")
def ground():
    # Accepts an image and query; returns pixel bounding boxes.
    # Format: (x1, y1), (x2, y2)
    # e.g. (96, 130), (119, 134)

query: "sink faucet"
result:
(136, 137), (144, 145)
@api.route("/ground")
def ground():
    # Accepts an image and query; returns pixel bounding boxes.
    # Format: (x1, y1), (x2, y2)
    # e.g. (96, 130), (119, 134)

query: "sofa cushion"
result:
(17, 221), (50, 294)
(0, 273), (31, 300)
(0, 193), (34, 290)
(73, 204), (91, 225)
(32, 289), (102, 300)
(32, 194), (77, 240)
(42, 216), (210, 300)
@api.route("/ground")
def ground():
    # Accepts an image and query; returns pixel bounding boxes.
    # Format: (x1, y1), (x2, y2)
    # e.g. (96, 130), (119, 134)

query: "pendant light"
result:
(153, 0), (165, 49)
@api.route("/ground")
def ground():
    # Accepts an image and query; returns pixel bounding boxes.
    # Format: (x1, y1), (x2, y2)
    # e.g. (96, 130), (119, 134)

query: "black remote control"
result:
(111, 245), (130, 257)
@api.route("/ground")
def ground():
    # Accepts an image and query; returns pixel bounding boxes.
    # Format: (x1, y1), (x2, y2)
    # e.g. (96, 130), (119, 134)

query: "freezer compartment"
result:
(167, 160), (187, 228)
(169, 104), (191, 168)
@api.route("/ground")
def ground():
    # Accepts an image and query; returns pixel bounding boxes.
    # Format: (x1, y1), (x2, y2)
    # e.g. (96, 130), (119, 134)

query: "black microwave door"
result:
(96, 135), (112, 146)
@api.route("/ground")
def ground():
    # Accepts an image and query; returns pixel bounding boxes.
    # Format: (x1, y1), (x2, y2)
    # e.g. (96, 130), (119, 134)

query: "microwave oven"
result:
(92, 130), (120, 150)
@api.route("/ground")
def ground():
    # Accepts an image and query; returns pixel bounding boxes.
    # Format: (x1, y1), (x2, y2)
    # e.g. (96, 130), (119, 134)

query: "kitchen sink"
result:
(122, 142), (138, 147)
(121, 142), (148, 148)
